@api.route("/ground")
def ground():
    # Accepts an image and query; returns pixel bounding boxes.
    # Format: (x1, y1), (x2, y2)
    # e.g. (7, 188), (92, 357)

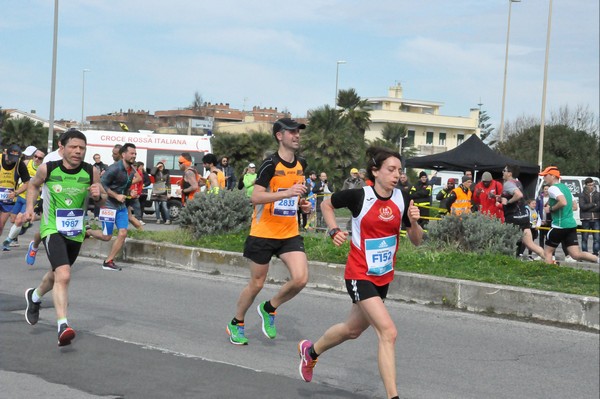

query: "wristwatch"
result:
(328, 227), (341, 239)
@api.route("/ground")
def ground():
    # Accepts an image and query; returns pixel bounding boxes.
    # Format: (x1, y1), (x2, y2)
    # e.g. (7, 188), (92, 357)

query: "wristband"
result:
(328, 227), (341, 239)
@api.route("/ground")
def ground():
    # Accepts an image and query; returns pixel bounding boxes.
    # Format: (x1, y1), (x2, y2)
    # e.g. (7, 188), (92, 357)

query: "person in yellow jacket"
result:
(2, 147), (45, 250)
(1, 145), (31, 243)
(202, 153), (225, 194)
(446, 175), (473, 215)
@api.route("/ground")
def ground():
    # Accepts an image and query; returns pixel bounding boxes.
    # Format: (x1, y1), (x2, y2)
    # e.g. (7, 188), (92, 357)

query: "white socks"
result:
(8, 224), (20, 240)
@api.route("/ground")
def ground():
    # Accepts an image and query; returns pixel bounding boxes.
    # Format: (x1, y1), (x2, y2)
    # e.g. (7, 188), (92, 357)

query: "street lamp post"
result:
(538, 0), (553, 168)
(48, 0), (59, 151)
(81, 68), (91, 128)
(335, 60), (346, 107)
(499, 0), (521, 142)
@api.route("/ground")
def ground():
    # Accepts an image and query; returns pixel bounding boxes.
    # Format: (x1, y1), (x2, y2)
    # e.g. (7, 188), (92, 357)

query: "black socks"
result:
(263, 300), (277, 313)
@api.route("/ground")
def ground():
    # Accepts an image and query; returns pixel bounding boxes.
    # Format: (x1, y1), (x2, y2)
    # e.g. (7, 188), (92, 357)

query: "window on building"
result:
(426, 131), (434, 145)
(406, 130), (415, 147)
(457, 134), (465, 145)
(439, 132), (446, 146)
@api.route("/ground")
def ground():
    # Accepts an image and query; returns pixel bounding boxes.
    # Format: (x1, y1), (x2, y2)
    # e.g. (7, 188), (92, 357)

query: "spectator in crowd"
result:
(305, 171), (318, 229)
(218, 156), (236, 190)
(409, 171), (432, 227)
(520, 198), (541, 258)
(540, 166), (599, 264)
(446, 175), (473, 215)
(176, 152), (201, 204)
(580, 177), (599, 255)
(396, 172), (411, 195)
(536, 184), (551, 248)
(92, 153), (109, 220)
(341, 168), (365, 191)
(151, 162), (171, 224)
(313, 171), (332, 228)
(92, 153), (108, 175)
(501, 164), (545, 260)
(341, 167), (366, 232)
(435, 178), (456, 216)
(240, 162), (257, 198)
(472, 171), (504, 222)
(358, 168), (368, 186)
(464, 170), (473, 180)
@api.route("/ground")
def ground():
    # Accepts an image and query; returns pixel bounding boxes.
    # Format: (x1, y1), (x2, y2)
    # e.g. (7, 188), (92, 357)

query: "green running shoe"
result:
(226, 321), (249, 345)
(257, 302), (276, 339)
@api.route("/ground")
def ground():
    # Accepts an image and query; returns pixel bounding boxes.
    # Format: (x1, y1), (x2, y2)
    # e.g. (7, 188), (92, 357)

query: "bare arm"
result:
(183, 169), (199, 193)
(321, 198), (348, 246)
(250, 183), (307, 206)
(24, 164), (47, 221)
(90, 166), (107, 206)
(405, 200), (424, 246)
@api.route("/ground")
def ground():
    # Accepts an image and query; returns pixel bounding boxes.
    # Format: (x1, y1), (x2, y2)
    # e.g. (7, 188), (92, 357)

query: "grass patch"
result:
(128, 228), (599, 297)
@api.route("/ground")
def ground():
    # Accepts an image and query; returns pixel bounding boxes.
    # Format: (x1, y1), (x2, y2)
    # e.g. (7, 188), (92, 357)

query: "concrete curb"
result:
(81, 238), (599, 331)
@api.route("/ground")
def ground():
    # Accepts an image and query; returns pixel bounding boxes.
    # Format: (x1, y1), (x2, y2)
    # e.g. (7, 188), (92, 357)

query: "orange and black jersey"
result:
(250, 153), (307, 239)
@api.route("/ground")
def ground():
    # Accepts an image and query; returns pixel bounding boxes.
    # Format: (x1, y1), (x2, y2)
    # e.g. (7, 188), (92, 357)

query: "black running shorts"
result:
(243, 235), (305, 265)
(42, 234), (82, 271)
(345, 279), (389, 303)
(545, 227), (579, 249)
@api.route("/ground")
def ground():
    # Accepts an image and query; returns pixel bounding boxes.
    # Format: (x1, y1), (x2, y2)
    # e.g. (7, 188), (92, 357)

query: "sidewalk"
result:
(80, 230), (599, 331)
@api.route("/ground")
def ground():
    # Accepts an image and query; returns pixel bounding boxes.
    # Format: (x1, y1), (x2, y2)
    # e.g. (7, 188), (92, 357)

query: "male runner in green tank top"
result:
(23, 129), (107, 346)
(540, 166), (599, 265)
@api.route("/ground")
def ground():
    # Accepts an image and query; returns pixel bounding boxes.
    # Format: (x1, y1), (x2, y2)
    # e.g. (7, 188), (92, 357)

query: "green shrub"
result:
(178, 190), (253, 237)
(426, 212), (520, 256)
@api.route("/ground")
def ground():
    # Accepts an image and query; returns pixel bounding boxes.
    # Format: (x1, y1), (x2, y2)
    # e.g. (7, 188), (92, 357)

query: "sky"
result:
(1, 0), (598, 132)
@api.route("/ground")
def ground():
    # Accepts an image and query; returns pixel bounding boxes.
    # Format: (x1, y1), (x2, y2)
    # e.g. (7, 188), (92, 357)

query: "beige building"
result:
(365, 84), (480, 155)
(4, 109), (71, 132)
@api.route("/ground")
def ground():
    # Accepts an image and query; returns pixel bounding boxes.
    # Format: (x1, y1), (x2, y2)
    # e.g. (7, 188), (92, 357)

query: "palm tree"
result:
(337, 88), (372, 138)
(301, 105), (365, 188)
(1, 117), (48, 151)
(381, 123), (407, 152)
(0, 107), (10, 130)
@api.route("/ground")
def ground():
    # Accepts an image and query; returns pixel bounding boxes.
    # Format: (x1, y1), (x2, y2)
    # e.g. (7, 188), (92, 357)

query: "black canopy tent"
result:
(404, 135), (540, 196)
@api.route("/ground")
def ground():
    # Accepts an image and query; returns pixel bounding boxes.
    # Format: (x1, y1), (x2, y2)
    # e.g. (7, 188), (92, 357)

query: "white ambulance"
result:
(82, 130), (212, 219)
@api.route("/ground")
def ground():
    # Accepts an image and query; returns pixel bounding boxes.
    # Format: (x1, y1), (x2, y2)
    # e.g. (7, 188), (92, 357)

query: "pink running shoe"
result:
(298, 339), (318, 382)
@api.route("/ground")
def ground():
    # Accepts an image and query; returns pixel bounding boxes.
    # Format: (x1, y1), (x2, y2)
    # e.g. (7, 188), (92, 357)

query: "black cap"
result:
(7, 144), (22, 162)
(273, 118), (306, 136)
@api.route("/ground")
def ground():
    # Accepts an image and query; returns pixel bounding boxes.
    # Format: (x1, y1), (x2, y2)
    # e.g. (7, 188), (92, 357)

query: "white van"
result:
(82, 130), (213, 219)
(535, 175), (600, 226)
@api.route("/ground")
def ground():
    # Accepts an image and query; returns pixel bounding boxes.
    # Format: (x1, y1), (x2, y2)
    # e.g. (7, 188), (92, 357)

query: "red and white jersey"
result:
(332, 186), (410, 286)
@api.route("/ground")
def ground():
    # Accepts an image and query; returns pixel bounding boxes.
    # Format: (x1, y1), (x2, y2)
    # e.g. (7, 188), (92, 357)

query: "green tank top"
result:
(549, 183), (576, 229)
(41, 161), (94, 242)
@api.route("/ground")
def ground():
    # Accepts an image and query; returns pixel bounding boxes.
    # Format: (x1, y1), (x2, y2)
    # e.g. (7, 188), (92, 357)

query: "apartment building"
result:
(365, 84), (480, 155)
(4, 109), (72, 132)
